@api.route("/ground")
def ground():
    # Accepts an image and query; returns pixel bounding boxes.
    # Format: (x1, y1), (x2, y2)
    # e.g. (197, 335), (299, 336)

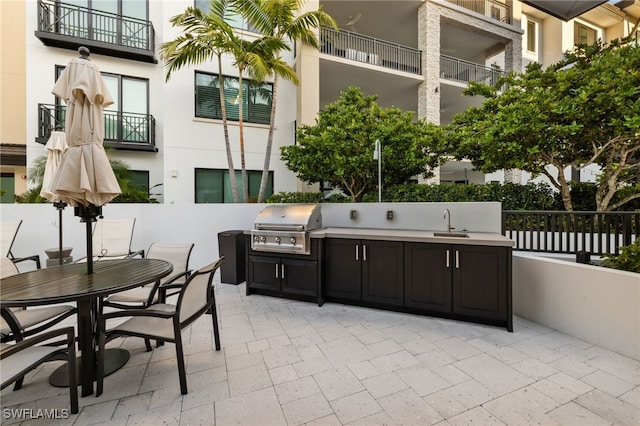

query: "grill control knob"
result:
(260, 236), (266, 243)
(290, 237), (296, 244)
(275, 237), (281, 244)
(253, 236), (259, 242)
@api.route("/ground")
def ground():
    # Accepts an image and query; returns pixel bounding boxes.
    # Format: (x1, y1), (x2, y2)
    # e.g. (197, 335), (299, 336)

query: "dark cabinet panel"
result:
(404, 242), (452, 312)
(361, 240), (404, 306)
(248, 255), (281, 292)
(324, 238), (361, 301)
(281, 258), (318, 297)
(452, 245), (507, 321)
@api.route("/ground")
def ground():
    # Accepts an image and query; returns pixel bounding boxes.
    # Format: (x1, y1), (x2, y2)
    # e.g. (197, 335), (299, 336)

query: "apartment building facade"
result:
(1, 0), (638, 203)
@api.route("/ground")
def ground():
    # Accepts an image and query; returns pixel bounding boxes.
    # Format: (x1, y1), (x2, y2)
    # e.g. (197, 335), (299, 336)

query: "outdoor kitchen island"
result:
(247, 224), (514, 332)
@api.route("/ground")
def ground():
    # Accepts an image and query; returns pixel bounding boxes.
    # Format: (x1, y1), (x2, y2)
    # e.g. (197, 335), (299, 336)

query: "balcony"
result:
(320, 26), (422, 75)
(35, 0), (156, 63)
(445, 0), (512, 24)
(37, 103), (157, 152)
(440, 55), (506, 87)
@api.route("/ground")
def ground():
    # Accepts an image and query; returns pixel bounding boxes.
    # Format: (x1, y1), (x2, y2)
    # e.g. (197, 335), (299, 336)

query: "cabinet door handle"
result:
(275, 263), (279, 278)
(455, 250), (459, 269)
(446, 250), (450, 268)
(355, 245), (359, 261)
(363, 244), (367, 261)
(281, 264), (285, 279)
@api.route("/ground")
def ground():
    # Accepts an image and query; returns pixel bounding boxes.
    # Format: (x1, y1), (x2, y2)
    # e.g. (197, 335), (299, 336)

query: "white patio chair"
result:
(0, 326), (78, 414)
(97, 257), (224, 396)
(0, 258), (76, 344)
(76, 218), (144, 263)
(0, 220), (41, 269)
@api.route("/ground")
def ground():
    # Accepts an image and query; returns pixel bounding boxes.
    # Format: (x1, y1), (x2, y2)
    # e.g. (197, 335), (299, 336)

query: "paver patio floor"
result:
(2, 280), (639, 425)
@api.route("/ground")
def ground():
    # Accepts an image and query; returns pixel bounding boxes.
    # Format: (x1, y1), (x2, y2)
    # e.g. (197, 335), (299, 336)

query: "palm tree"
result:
(226, 34), (290, 201)
(237, 0), (336, 202)
(160, 0), (242, 202)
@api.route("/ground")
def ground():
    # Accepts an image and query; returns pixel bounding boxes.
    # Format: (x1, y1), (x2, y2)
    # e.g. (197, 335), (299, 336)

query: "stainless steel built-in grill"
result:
(251, 204), (322, 255)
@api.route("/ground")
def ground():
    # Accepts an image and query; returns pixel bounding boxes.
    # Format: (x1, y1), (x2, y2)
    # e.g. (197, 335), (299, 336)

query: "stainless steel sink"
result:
(433, 232), (469, 238)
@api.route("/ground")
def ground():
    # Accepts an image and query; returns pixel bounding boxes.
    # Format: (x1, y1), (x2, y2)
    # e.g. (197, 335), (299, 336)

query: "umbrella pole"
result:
(86, 220), (93, 274)
(75, 204), (102, 275)
(54, 201), (66, 266)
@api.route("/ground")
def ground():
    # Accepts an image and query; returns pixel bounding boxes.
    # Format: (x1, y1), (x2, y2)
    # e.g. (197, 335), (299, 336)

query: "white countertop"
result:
(310, 227), (515, 247)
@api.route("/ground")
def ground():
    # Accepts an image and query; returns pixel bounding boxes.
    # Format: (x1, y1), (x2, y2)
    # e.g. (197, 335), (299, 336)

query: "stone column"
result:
(417, 1), (441, 125)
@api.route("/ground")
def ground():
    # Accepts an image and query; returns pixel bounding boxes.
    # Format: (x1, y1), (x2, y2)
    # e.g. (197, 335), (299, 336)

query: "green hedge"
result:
(266, 182), (639, 211)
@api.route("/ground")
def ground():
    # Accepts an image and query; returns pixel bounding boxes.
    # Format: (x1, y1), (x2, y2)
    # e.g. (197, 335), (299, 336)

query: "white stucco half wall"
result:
(513, 253), (640, 361)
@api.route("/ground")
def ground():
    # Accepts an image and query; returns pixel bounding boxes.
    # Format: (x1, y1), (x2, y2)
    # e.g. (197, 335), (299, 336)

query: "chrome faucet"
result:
(443, 209), (455, 233)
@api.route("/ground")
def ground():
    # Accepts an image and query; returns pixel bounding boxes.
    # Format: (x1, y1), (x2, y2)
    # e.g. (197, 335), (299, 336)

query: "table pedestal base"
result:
(50, 348), (130, 388)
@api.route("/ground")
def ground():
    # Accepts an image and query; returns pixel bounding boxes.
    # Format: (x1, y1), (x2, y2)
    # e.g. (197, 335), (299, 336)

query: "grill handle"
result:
(275, 263), (279, 278)
(355, 245), (359, 261)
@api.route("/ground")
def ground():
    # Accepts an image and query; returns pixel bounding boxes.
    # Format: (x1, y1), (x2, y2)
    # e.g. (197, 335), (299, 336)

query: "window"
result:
(193, 0), (259, 32)
(526, 20), (537, 53)
(130, 170), (150, 194)
(55, 66), (150, 143)
(0, 173), (15, 204)
(195, 72), (272, 124)
(574, 23), (597, 46)
(195, 169), (273, 203)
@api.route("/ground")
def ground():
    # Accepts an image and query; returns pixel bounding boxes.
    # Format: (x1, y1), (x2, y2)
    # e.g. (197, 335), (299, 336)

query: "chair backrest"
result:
(177, 257), (224, 324)
(0, 221), (22, 258)
(0, 257), (19, 279)
(92, 218), (136, 257)
(146, 243), (194, 285)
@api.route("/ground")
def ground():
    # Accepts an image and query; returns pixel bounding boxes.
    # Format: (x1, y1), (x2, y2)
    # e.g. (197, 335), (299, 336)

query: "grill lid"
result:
(254, 204), (322, 231)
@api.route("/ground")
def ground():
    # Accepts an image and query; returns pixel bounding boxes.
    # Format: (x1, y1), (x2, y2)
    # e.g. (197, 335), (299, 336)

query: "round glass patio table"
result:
(0, 258), (173, 397)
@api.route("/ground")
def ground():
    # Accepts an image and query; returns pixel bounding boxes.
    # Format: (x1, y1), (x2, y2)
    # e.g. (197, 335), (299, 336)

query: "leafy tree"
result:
(281, 87), (444, 201)
(238, 0), (336, 202)
(448, 39), (640, 211)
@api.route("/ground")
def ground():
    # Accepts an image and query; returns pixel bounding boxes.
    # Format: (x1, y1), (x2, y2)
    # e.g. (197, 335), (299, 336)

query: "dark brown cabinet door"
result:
(361, 240), (404, 306)
(404, 242), (452, 313)
(281, 258), (318, 298)
(452, 245), (507, 321)
(248, 255), (281, 292)
(324, 238), (361, 301)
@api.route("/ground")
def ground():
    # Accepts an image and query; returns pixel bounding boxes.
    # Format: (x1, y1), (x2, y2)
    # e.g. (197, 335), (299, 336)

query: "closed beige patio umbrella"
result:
(40, 130), (69, 265)
(50, 47), (121, 273)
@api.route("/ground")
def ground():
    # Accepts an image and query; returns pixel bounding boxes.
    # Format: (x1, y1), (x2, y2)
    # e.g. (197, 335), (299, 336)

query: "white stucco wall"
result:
(1, 202), (501, 272)
(513, 253), (640, 361)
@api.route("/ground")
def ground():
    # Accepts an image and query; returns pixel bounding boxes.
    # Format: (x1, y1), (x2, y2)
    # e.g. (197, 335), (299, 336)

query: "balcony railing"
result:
(502, 210), (639, 256)
(35, 0), (155, 63)
(440, 55), (506, 88)
(445, 0), (511, 24)
(320, 26), (422, 75)
(38, 103), (157, 152)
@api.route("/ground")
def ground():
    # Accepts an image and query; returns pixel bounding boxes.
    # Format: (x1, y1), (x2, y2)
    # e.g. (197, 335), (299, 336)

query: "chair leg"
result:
(174, 329), (188, 395)
(12, 377), (24, 391)
(144, 338), (152, 352)
(67, 332), (79, 413)
(96, 329), (105, 397)
(210, 296), (221, 351)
